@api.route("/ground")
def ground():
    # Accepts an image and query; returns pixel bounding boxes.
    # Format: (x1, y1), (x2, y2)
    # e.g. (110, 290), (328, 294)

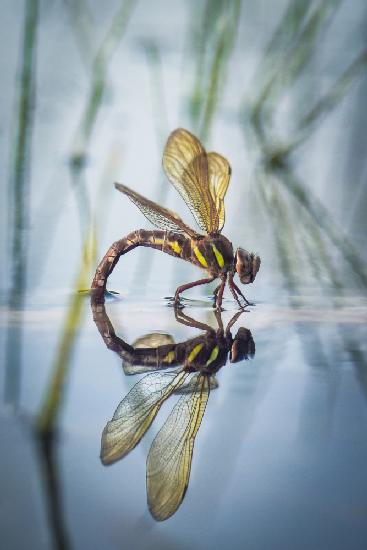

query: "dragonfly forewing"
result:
(101, 371), (188, 465)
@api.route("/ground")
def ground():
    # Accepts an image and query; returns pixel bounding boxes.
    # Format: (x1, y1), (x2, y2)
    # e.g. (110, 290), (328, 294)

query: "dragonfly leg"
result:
(225, 311), (244, 335)
(174, 277), (216, 306)
(215, 275), (227, 311)
(174, 307), (214, 332)
(212, 282), (223, 307)
(213, 283), (221, 298)
(228, 274), (254, 307)
(228, 283), (243, 310)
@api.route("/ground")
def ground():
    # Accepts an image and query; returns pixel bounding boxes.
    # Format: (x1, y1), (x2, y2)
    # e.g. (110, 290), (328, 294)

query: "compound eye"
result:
(235, 248), (261, 284)
(230, 328), (255, 362)
(235, 248), (252, 284)
(252, 255), (261, 279)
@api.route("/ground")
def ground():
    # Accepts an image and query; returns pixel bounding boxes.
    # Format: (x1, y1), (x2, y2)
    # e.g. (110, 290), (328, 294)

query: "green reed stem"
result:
(250, 0), (311, 102)
(63, 0), (94, 69)
(4, 0), (39, 407)
(250, 0), (341, 133)
(71, 0), (136, 165)
(277, 168), (367, 288)
(36, 229), (97, 433)
(281, 49), (367, 154)
(200, 0), (241, 141)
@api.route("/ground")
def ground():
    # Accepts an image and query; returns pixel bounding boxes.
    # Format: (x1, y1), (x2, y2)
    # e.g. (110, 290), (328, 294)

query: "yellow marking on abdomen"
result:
(193, 246), (208, 267)
(206, 345), (219, 366)
(151, 237), (181, 254)
(212, 245), (224, 268)
(188, 343), (203, 363)
(163, 350), (175, 363)
(153, 238), (164, 247)
(169, 241), (182, 254)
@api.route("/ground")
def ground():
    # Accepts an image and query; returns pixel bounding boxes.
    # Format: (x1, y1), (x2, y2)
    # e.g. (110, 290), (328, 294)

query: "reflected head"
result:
(234, 248), (261, 284)
(230, 327), (255, 363)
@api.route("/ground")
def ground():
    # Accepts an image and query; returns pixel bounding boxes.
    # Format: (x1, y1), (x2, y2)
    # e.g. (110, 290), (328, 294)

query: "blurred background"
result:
(0, 0), (367, 549)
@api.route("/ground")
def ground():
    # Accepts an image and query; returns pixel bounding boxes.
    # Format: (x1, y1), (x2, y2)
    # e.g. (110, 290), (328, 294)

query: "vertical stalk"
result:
(5, 0), (39, 406)
(36, 230), (96, 433)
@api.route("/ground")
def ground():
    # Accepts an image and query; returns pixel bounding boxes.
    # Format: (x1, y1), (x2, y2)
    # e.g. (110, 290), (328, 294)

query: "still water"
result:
(1, 1), (367, 549)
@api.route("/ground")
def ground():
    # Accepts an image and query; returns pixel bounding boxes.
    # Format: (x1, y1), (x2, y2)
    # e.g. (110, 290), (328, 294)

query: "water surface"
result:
(1, 1), (367, 549)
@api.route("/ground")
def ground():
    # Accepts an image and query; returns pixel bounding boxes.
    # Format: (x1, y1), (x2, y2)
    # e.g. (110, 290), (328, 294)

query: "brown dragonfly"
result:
(91, 128), (261, 309)
(92, 300), (255, 521)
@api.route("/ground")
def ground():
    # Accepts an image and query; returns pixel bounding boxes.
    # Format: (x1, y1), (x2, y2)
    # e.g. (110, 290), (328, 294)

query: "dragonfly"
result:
(92, 299), (255, 521)
(91, 128), (261, 309)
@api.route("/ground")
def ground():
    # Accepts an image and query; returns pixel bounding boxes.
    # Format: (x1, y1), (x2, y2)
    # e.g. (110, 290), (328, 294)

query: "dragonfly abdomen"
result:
(91, 229), (191, 296)
(139, 229), (191, 260)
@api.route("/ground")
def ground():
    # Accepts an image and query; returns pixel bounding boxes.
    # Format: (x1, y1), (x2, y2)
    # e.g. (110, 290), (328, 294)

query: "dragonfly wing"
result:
(146, 374), (210, 521)
(163, 128), (220, 234)
(175, 374), (218, 393)
(101, 371), (188, 465)
(207, 152), (231, 233)
(123, 333), (178, 375)
(115, 183), (198, 238)
(132, 333), (175, 348)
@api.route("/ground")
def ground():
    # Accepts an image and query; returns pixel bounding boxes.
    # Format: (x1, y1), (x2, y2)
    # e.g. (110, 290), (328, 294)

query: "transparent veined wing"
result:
(132, 333), (175, 348)
(174, 374), (218, 393)
(163, 129), (222, 234)
(123, 333), (178, 375)
(207, 152), (231, 232)
(101, 371), (188, 465)
(146, 374), (210, 521)
(115, 183), (199, 238)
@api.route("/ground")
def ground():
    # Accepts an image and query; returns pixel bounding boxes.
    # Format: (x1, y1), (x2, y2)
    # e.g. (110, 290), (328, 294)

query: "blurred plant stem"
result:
(36, 228), (97, 433)
(258, 170), (331, 377)
(187, 0), (241, 141)
(250, 0), (341, 124)
(36, 145), (117, 432)
(33, 148), (118, 549)
(35, 430), (71, 550)
(250, 0), (312, 94)
(171, 0), (241, 299)
(273, 166), (367, 288)
(281, 49), (367, 154)
(63, 0), (94, 69)
(257, 172), (299, 293)
(243, 0), (367, 399)
(4, 0), (39, 407)
(71, 0), (136, 167)
(200, 0), (241, 141)
(30, 1), (136, 281)
(143, 41), (169, 148)
(132, 41), (169, 293)
(243, 0), (367, 292)
(68, 0), (135, 239)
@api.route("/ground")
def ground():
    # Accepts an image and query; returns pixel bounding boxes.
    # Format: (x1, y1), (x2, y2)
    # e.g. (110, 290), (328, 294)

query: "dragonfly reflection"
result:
(92, 302), (255, 521)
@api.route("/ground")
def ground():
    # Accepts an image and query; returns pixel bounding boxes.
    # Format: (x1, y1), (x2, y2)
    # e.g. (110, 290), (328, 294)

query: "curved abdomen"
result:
(91, 229), (191, 297)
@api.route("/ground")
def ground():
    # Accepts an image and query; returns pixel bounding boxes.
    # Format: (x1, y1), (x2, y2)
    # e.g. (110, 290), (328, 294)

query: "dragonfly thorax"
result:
(190, 234), (234, 276)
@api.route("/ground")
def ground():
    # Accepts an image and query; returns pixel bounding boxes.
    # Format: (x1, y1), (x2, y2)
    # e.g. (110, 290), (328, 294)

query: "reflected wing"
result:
(147, 374), (210, 521)
(123, 363), (181, 375)
(175, 374), (218, 393)
(101, 371), (188, 465)
(163, 129), (221, 234)
(115, 183), (198, 238)
(132, 333), (175, 349)
(207, 152), (231, 232)
(123, 333), (177, 375)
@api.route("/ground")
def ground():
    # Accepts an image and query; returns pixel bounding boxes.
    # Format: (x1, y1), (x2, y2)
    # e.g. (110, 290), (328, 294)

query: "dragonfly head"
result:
(234, 248), (261, 285)
(230, 327), (255, 362)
